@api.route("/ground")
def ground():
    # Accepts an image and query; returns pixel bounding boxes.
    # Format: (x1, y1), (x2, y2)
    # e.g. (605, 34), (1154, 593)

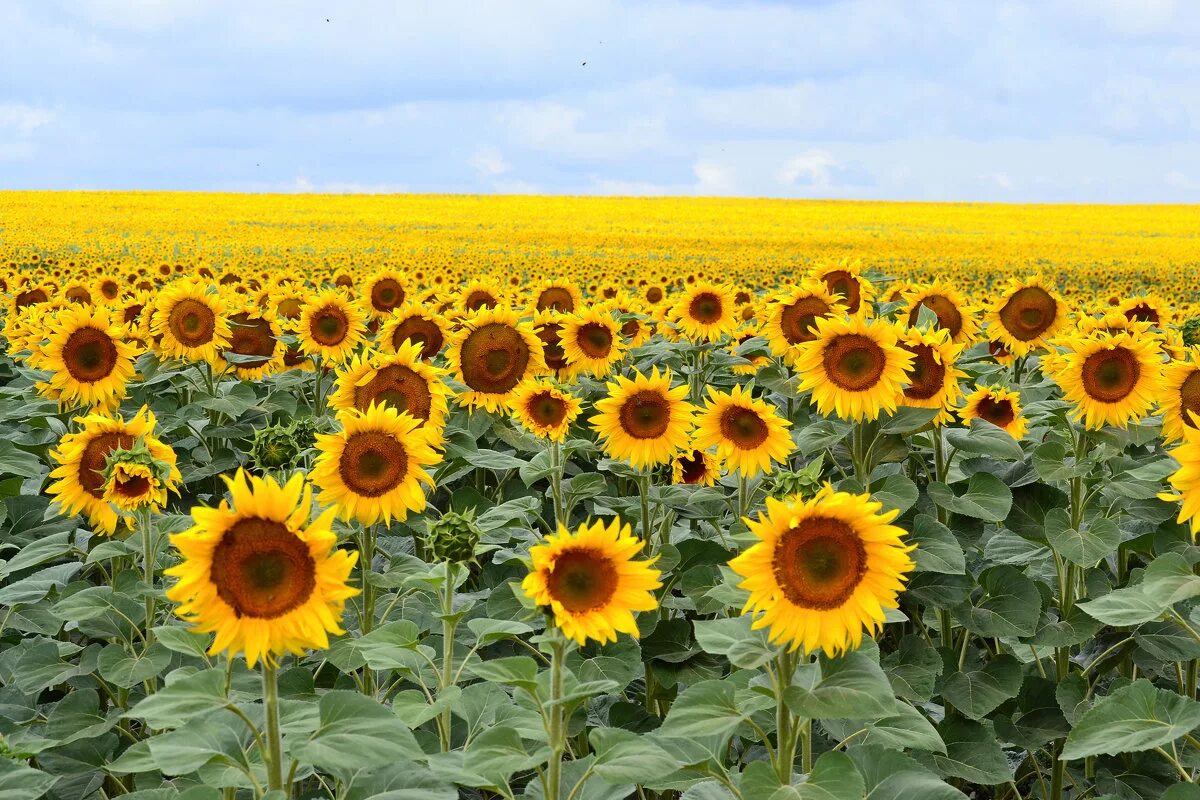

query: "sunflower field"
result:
(4, 191), (1200, 800)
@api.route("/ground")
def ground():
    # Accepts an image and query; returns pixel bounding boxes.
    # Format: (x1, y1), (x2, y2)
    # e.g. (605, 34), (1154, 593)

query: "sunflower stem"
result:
(359, 524), (377, 697)
(737, 473), (751, 520)
(544, 633), (568, 800)
(550, 440), (566, 529)
(637, 472), (654, 549)
(140, 507), (157, 650)
(772, 648), (799, 784)
(438, 562), (458, 752)
(261, 660), (286, 796)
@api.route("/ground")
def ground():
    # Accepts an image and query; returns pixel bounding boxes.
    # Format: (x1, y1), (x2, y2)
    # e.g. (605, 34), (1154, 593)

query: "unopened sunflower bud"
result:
(426, 510), (482, 564)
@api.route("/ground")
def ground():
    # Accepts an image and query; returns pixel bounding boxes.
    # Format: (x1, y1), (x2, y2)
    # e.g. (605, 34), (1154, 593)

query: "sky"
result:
(1, 0), (1199, 202)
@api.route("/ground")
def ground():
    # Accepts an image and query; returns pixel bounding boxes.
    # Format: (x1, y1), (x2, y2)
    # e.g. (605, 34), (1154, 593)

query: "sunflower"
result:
(793, 315), (914, 422)
(521, 518), (661, 646)
(729, 486), (914, 656)
(591, 367), (695, 470)
(986, 275), (1066, 356)
(32, 305), (137, 411)
(93, 273), (122, 305)
(1162, 349), (1200, 443)
(898, 326), (966, 424)
(692, 384), (793, 478)
(220, 306), (283, 380)
(508, 378), (582, 442)
(447, 308), (546, 412)
(298, 289), (367, 363)
(364, 268), (409, 318)
(47, 407), (179, 536)
(151, 280), (231, 364)
(671, 448), (722, 486)
(100, 438), (180, 515)
(560, 308), (625, 378)
(763, 281), (847, 363)
(670, 283), (739, 342)
(1049, 331), (1163, 430)
(379, 305), (449, 360)
(327, 344), (450, 436)
(532, 280), (582, 313)
(730, 325), (771, 376)
(62, 281), (92, 305)
(959, 385), (1028, 439)
(902, 281), (981, 344)
(311, 403), (442, 526)
(1119, 294), (1172, 328)
(814, 262), (876, 315)
(164, 470), (359, 667)
(459, 280), (504, 312)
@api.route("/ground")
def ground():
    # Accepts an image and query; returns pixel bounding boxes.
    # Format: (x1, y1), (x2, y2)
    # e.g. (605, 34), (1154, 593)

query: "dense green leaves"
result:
(1062, 680), (1200, 759)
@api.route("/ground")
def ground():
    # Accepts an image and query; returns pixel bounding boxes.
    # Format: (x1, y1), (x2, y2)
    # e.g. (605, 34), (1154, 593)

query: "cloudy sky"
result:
(2, 0), (1198, 201)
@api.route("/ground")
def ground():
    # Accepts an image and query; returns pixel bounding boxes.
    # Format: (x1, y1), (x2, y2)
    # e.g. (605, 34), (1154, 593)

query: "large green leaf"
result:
(1062, 679), (1200, 759)
(296, 691), (424, 772)
(658, 680), (774, 739)
(928, 473), (1012, 522)
(783, 652), (895, 721)
(941, 655), (1023, 721)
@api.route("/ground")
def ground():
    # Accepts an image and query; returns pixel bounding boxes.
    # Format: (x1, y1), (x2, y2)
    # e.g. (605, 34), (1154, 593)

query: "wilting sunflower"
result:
(447, 308), (546, 412)
(521, 518), (661, 646)
(793, 315), (914, 422)
(298, 289), (367, 363)
(671, 448), (721, 486)
(532, 280), (582, 313)
(47, 407), (179, 536)
(33, 305), (137, 411)
(902, 281), (981, 344)
(1119, 294), (1172, 328)
(151, 280), (231, 364)
(764, 281), (847, 364)
(898, 326), (966, 424)
(311, 403), (442, 526)
(729, 486), (914, 656)
(960, 385), (1028, 439)
(100, 437), (180, 514)
(508, 378), (582, 442)
(328, 344), (451, 437)
(560, 308), (625, 378)
(670, 283), (739, 343)
(379, 305), (449, 360)
(814, 262), (876, 315)
(1050, 331), (1163, 430)
(692, 384), (793, 478)
(165, 470), (359, 667)
(986, 275), (1066, 356)
(220, 306), (283, 380)
(363, 268), (409, 318)
(592, 367), (695, 470)
(1162, 349), (1200, 443)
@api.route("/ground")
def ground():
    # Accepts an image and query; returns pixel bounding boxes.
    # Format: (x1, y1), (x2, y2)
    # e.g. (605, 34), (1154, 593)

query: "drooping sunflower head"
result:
(813, 262), (876, 315)
(164, 470), (359, 667)
(447, 308), (546, 412)
(591, 367), (696, 470)
(959, 385), (1028, 439)
(379, 305), (449, 360)
(100, 436), (180, 514)
(670, 283), (739, 343)
(729, 486), (914, 656)
(31, 304), (137, 411)
(151, 279), (231, 364)
(902, 281), (981, 344)
(671, 448), (721, 486)
(298, 289), (368, 363)
(692, 384), (793, 478)
(1049, 331), (1163, 430)
(363, 269), (409, 318)
(521, 517), (662, 646)
(560, 307), (625, 378)
(764, 281), (848, 364)
(311, 402), (443, 526)
(328, 345), (450, 437)
(508, 378), (582, 442)
(898, 326), (966, 424)
(793, 315), (914, 422)
(986, 275), (1067, 356)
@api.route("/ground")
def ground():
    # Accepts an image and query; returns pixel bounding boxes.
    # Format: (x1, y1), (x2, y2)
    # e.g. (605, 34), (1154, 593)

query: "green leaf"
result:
(1061, 679), (1200, 759)
(1032, 441), (1074, 482)
(0, 759), (58, 800)
(466, 656), (539, 691)
(297, 691), (424, 772)
(952, 565), (1041, 638)
(692, 616), (775, 669)
(858, 700), (946, 753)
(356, 620), (421, 669)
(881, 634), (942, 703)
(47, 689), (119, 746)
(465, 618), (533, 645)
(0, 440), (44, 479)
(658, 680), (774, 739)
(0, 532), (72, 580)
(0, 562), (82, 605)
(928, 473), (1012, 522)
(1142, 553), (1200, 606)
(126, 669), (229, 729)
(784, 652), (895, 721)
(98, 643), (172, 689)
(1045, 509), (1120, 566)
(589, 728), (679, 784)
(147, 715), (247, 775)
(847, 745), (965, 800)
(941, 655), (1023, 720)
(930, 718), (1013, 785)
(1077, 586), (1166, 626)
(946, 418), (1023, 461)
(784, 751), (864, 800)
(873, 474), (918, 515)
(909, 514), (965, 574)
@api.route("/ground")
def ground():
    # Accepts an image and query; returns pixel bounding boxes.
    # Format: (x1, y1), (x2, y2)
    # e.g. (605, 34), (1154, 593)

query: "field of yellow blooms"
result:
(3, 190), (1200, 800)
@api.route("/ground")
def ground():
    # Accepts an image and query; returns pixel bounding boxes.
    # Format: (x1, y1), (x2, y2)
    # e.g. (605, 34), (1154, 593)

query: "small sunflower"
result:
(898, 326), (967, 424)
(311, 403), (442, 526)
(729, 486), (915, 656)
(591, 367), (695, 470)
(379, 305), (449, 360)
(1162, 349), (1200, 443)
(692, 384), (793, 478)
(508, 378), (582, 442)
(532, 280), (582, 313)
(151, 280), (231, 364)
(521, 518), (662, 646)
(986, 275), (1066, 356)
(793, 315), (914, 422)
(1162, 423), (1200, 539)
(32, 305), (137, 411)
(902, 281), (981, 344)
(363, 268), (409, 318)
(298, 289), (367, 363)
(814, 262), (876, 315)
(671, 448), (722, 486)
(1119, 294), (1172, 328)
(447, 308), (546, 412)
(327, 344), (450, 437)
(670, 283), (739, 342)
(164, 470), (359, 667)
(764, 282), (847, 364)
(960, 385), (1028, 439)
(100, 437), (180, 515)
(459, 280), (504, 312)
(220, 306), (283, 380)
(560, 308), (625, 378)
(1049, 331), (1163, 430)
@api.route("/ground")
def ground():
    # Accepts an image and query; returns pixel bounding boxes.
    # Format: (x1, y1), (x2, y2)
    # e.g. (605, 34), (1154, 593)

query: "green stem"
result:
(638, 472), (654, 548)
(439, 563), (458, 751)
(141, 508), (157, 647)
(360, 524), (377, 697)
(737, 473), (751, 520)
(545, 636), (568, 800)
(262, 661), (285, 796)
(550, 441), (566, 529)
(773, 649), (799, 784)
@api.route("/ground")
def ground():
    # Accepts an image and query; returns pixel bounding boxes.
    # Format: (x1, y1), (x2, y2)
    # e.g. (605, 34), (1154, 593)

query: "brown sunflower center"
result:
(822, 271), (861, 313)
(546, 548), (618, 613)
(1081, 347), (1140, 403)
(277, 297), (303, 319)
(114, 474), (151, 498)
(123, 303), (145, 324)
(620, 319), (641, 340)
(80, 432), (135, 498)
(370, 278), (405, 312)
(619, 390), (672, 439)
(211, 518), (317, 619)
(822, 334), (886, 391)
(168, 298), (217, 347)
(459, 322), (532, 394)
(646, 286), (664, 304)
(576, 322), (614, 359)
(537, 287), (575, 312)
(908, 294), (963, 338)
(528, 391), (569, 427)
(310, 305), (350, 347)
(16, 288), (48, 307)
(355, 364), (432, 420)
(779, 297), (831, 345)
(719, 406), (770, 449)
(1179, 370), (1200, 429)
(773, 517), (867, 609)
(338, 431), (409, 497)
(678, 451), (709, 484)
(62, 327), (119, 382)
(100, 280), (120, 300)
(1124, 303), (1159, 324)
(227, 312), (275, 369)
(902, 344), (946, 401)
(976, 396), (1016, 428)
(464, 290), (497, 311)
(537, 323), (569, 370)
(688, 292), (724, 324)
(392, 316), (444, 360)
(66, 286), (91, 304)
(998, 286), (1057, 341)
(988, 340), (1010, 360)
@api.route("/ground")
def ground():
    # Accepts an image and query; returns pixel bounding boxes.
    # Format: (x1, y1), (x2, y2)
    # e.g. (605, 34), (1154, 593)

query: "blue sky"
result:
(2, 0), (1198, 201)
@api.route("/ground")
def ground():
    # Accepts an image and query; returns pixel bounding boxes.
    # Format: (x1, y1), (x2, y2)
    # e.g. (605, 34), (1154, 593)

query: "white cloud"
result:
(0, 104), (54, 137)
(692, 160), (736, 195)
(469, 147), (511, 178)
(777, 150), (838, 189)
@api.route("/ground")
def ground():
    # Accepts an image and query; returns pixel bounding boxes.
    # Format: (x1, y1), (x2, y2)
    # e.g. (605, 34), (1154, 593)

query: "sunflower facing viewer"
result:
(591, 367), (695, 470)
(1049, 331), (1162, 430)
(692, 384), (793, 477)
(793, 315), (914, 422)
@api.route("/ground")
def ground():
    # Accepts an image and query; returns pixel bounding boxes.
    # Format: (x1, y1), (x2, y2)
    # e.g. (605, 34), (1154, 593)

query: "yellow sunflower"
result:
(763, 281), (847, 364)
(508, 378), (582, 442)
(814, 261), (876, 315)
(327, 343), (450, 437)
(591, 367), (696, 470)
(670, 283), (739, 342)
(379, 305), (449, 360)
(298, 289), (367, 363)
(100, 438), (180, 515)
(220, 306), (284, 380)
(1049, 331), (1163, 430)
(151, 280), (232, 364)
(32, 305), (137, 411)
(521, 518), (661, 646)
(692, 384), (793, 478)
(728, 486), (915, 656)
(959, 385), (1028, 439)
(363, 268), (409, 319)
(311, 403), (442, 526)
(1162, 423), (1200, 539)
(560, 307), (625, 378)
(459, 280), (504, 312)
(446, 308), (546, 412)
(1161, 349), (1200, 443)
(793, 315), (914, 422)
(164, 470), (359, 667)
(1119, 294), (1172, 328)
(671, 448), (722, 486)
(986, 275), (1066, 357)
(532, 280), (582, 313)
(898, 326), (967, 424)
(902, 281), (981, 344)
